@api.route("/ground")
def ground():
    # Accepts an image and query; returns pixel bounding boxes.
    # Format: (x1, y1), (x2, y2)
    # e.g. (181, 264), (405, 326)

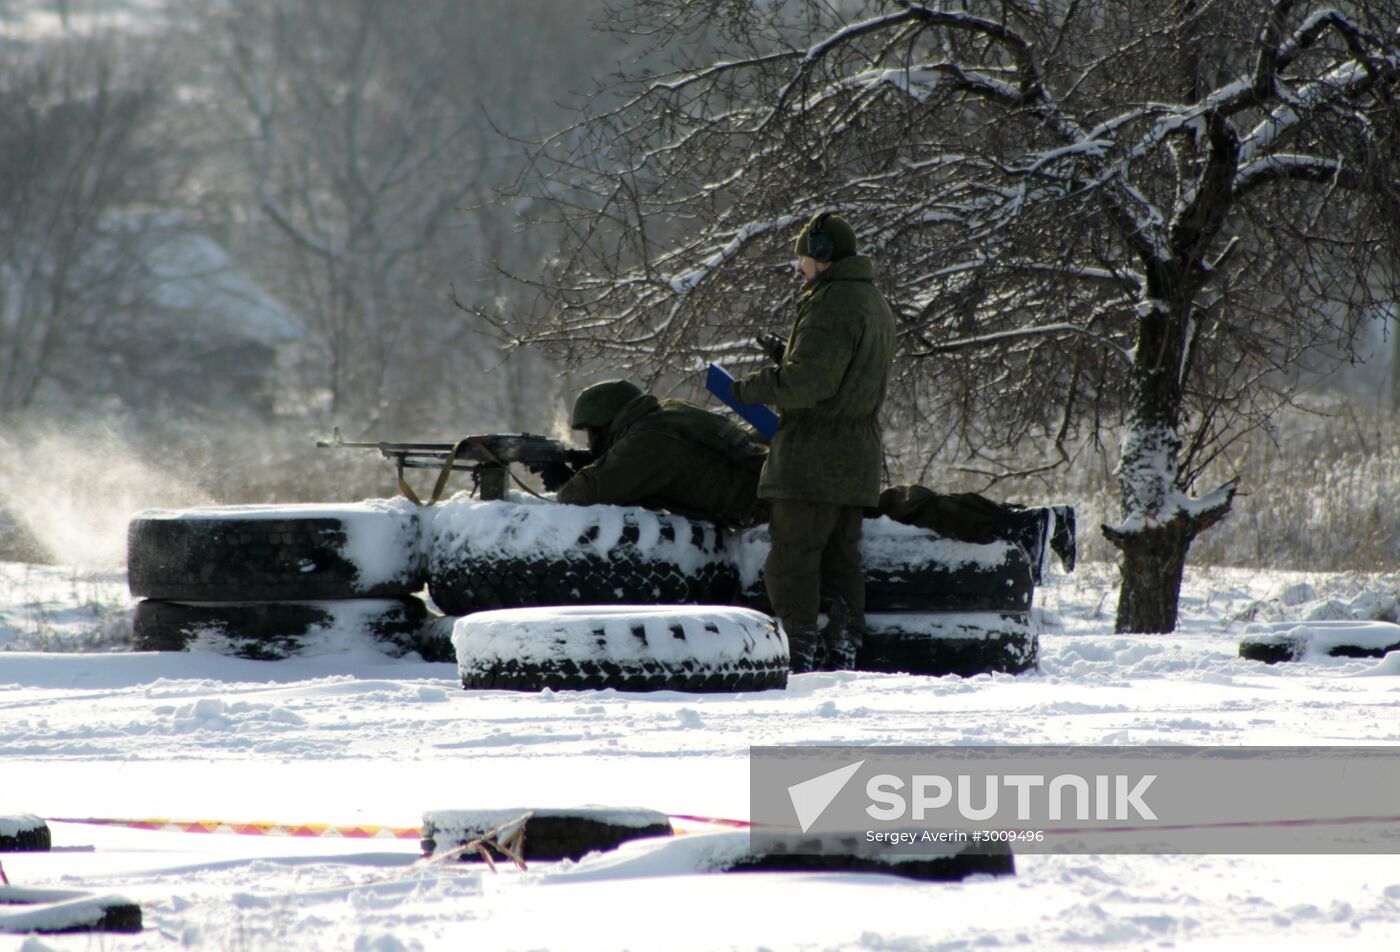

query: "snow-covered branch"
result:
(662, 216), (806, 296)
(1240, 8), (1400, 163)
(1002, 262), (1144, 294)
(1238, 58), (1394, 164)
(896, 1), (1043, 99)
(912, 322), (1133, 365)
(1233, 153), (1360, 195)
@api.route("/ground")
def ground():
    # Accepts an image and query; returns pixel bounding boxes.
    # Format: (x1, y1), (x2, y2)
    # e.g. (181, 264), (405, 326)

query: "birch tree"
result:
(515, 0), (1400, 633)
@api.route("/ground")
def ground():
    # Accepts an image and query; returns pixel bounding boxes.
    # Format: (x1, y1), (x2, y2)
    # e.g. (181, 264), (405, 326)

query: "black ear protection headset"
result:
(806, 212), (834, 263)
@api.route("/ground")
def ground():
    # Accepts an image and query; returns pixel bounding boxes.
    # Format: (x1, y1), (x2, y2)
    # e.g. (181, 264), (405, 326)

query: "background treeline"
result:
(0, 0), (618, 557)
(0, 0), (614, 441)
(1, 0), (1398, 588)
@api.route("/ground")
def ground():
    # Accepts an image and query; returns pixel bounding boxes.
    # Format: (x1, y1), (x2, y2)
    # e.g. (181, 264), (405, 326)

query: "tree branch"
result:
(912, 321), (1133, 365)
(1233, 153), (1363, 197)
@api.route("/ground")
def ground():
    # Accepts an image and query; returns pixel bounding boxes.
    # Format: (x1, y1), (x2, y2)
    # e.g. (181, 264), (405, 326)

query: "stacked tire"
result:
(427, 498), (787, 691)
(127, 500), (438, 660)
(427, 498), (736, 614)
(428, 498), (1036, 682)
(730, 517), (1039, 676)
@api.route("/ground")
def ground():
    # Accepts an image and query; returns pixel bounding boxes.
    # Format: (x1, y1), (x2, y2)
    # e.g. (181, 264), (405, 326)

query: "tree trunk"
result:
(1106, 280), (1234, 632)
(1107, 519), (1193, 633)
(1104, 102), (1243, 632)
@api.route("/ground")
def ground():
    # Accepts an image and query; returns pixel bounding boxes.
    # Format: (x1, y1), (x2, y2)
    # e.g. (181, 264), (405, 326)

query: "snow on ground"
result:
(3, 559), (1400, 950)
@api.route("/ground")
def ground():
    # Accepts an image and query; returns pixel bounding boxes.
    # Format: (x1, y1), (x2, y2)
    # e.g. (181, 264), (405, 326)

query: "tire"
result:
(415, 612), (459, 663)
(856, 612), (1039, 676)
(0, 887), (142, 934)
(132, 596), (431, 660)
(0, 815), (50, 852)
(454, 605), (788, 693)
(1239, 633), (1305, 664)
(727, 832), (1016, 882)
(428, 500), (738, 615)
(127, 500), (426, 601)
(1240, 621), (1400, 663)
(420, 808), (673, 862)
(732, 519), (1036, 614)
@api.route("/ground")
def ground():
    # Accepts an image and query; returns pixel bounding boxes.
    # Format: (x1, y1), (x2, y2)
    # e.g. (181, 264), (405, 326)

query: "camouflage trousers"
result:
(764, 499), (867, 669)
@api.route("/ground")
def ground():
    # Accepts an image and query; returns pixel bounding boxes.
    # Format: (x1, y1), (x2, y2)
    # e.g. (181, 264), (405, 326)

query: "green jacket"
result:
(557, 394), (767, 523)
(732, 254), (894, 507)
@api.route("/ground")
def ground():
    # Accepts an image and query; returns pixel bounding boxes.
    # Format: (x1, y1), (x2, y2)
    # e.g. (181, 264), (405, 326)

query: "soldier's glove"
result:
(756, 333), (786, 365)
(533, 461), (576, 493)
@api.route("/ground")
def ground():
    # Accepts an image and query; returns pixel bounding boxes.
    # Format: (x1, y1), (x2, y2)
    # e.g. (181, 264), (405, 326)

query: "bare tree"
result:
(176, 0), (482, 429)
(177, 0), (614, 436)
(514, 0), (1400, 632)
(0, 32), (174, 419)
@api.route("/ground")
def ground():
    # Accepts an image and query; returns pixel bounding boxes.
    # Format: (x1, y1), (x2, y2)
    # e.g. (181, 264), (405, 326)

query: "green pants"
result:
(764, 499), (866, 640)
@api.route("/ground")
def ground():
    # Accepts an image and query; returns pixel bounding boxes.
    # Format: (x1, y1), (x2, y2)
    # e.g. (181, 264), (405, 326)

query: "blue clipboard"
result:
(706, 363), (779, 441)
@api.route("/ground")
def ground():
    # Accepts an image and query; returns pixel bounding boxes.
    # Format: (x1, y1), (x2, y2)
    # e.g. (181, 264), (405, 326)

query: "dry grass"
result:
(934, 397), (1400, 572)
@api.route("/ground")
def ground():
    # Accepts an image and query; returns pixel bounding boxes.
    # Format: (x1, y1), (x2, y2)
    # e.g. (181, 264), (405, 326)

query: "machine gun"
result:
(317, 429), (593, 504)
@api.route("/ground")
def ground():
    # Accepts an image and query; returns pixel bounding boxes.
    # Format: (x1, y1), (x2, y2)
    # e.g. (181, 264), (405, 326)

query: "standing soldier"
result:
(732, 212), (895, 673)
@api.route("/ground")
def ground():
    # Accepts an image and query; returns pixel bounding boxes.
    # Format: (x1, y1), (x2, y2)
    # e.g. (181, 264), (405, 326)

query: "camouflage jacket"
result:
(557, 394), (767, 523)
(732, 254), (895, 507)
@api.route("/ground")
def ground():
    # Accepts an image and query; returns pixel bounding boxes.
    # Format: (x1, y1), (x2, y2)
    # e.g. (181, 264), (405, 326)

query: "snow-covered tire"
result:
(453, 605), (788, 693)
(127, 500), (426, 601)
(1239, 634), (1303, 664)
(731, 519), (1035, 614)
(0, 815), (50, 852)
(415, 612), (459, 663)
(428, 499), (738, 615)
(0, 887), (142, 934)
(132, 596), (431, 660)
(857, 612), (1039, 676)
(420, 808), (673, 862)
(1239, 620), (1400, 664)
(575, 829), (1015, 883)
(726, 832), (1015, 882)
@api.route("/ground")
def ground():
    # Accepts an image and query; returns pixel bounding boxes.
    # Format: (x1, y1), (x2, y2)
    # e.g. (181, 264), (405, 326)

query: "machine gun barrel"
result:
(317, 428), (591, 502)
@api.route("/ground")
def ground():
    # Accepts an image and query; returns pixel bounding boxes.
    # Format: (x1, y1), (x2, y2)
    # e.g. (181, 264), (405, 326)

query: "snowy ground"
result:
(3, 558), (1400, 950)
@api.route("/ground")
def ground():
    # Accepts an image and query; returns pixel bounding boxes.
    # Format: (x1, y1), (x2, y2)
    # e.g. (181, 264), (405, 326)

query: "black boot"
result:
(1050, 504), (1076, 572)
(824, 636), (859, 671)
(820, 597), (864, 671)
(785, 624), (824, 674)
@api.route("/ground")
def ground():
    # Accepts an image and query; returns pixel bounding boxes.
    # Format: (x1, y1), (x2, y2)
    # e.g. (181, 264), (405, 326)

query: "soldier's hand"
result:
(534, 461), (576, 493)
(756, 333), (786, 365)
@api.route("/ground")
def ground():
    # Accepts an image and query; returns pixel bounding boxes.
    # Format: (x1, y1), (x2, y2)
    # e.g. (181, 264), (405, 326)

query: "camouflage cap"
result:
(570, 379), (643, 429)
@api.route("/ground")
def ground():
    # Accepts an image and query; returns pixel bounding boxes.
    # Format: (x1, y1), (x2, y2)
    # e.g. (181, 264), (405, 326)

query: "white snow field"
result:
(3, 556), (1400, 950)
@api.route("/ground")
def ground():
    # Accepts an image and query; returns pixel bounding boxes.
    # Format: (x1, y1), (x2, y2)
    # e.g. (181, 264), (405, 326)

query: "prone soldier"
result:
(554, 379), (769, 526)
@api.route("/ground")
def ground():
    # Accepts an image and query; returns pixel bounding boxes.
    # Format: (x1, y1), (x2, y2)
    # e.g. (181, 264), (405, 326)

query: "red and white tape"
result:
(42, 811), (1400, 850)
(47, 813), (752, 839)
(52, 812), (1400, 840)
(48, 817), (422, 840)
